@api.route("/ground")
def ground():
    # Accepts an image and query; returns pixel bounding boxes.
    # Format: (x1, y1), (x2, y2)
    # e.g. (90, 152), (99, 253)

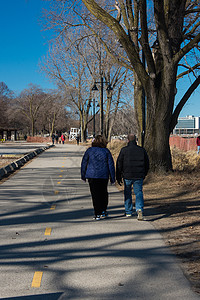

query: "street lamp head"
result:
(151, 39), (159, 51)
(92, 83), (99, 91)
(87, 103), (91, 108)
(106, 84), (113, 91)
(151, 39), (159, 61)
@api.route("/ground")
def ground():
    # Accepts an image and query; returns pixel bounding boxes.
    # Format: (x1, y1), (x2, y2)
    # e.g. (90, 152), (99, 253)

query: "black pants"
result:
(88, 178), (109, 216)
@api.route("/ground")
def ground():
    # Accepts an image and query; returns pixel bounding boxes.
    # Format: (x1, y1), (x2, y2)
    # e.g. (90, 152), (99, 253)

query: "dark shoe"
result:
(101, 211), (108, 218)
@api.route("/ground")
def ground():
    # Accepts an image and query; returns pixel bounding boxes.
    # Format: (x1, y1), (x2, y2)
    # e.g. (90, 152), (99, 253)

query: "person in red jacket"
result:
(61, 134), (65, 144)
(196, 135), (200, 154)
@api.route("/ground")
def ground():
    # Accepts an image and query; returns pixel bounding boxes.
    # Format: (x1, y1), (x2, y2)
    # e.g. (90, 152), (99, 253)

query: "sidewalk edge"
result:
(0, 144), (55, 180)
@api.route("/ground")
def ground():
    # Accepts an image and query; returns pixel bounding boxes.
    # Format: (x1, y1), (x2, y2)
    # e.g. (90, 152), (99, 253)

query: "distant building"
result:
(69, 128), (80, 141)
(173, 115), (200, 135)
(0, 128), (18, 141)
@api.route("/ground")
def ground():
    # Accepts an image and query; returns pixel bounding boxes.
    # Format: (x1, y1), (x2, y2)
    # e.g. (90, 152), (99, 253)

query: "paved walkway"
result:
(0, 142), (50, 156)
(0, 144), (199, 299)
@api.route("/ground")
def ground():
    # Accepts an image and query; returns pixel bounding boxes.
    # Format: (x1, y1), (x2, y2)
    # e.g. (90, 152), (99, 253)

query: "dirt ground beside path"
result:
(0, 158), (19, 168)
(143, 171), (200, 294)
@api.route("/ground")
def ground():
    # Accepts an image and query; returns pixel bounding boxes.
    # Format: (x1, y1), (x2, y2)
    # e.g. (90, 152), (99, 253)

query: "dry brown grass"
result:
(107, 140), (126, 162)
(171, 146), (200, 172)
(0, 158), (18, 168)
(108, 140), (200, 172)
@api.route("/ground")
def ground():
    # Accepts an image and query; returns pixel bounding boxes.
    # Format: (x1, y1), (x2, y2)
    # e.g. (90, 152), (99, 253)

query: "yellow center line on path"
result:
(57, 181), (61, 184)
(54, 190), (59, 195)
(60, 170), (64, 172)
(45, 228), (52, 236)
(31, 271), (43, 288)
(50, 204), (56, 210)
(59, 175), (63, 178)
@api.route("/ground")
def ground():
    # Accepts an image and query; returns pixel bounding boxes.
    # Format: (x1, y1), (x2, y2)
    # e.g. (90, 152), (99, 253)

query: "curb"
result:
(0, 144), (54, 180)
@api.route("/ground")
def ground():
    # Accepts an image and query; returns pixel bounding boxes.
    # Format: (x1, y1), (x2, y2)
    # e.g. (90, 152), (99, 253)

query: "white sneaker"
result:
(126, 214), (132, 217)
(93, 215), (101, 221)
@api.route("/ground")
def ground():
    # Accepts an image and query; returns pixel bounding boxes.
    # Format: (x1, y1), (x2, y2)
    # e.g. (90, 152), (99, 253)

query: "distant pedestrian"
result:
(51, 133), (55, 145)
(61, 134), (65, 144)
(196, 135), (200, 154)
(55, 134), (59, 144)
(81, 135), (115, 220)
(76, 134), (80, 145)
(116, 133), (149, 220)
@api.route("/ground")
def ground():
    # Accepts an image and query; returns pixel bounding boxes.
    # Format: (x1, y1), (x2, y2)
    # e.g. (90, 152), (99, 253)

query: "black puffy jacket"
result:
(116, 140), (149, 182)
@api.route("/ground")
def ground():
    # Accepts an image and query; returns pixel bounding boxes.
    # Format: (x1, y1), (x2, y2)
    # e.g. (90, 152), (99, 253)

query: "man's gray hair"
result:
(128, 133), (136, 142)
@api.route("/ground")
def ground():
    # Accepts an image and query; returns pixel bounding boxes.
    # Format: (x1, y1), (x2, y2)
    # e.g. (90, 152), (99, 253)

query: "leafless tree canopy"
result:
(41, 4), (135, 141)
(75, 0), (200, 170)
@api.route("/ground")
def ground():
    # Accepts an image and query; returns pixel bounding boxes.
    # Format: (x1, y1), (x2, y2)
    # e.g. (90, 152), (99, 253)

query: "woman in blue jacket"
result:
(81, 135), (115, 220)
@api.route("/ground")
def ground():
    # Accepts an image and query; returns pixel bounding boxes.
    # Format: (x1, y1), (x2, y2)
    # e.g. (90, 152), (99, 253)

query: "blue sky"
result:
(0, 0), (56, 94)
(0, 0), (199, 117)
(176, 76), (200, 117)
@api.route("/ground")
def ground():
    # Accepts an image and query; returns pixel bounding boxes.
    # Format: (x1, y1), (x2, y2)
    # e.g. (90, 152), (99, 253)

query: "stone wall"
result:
(27, 136), (51, 143)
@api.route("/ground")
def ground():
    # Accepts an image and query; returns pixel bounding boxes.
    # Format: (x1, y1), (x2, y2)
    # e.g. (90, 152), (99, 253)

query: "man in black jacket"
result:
(116, 134), (149, 220)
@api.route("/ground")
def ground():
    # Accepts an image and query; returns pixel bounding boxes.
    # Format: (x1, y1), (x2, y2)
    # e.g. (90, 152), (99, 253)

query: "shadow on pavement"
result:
(0, 145), (199, 299)
(1, 293), (63, 300)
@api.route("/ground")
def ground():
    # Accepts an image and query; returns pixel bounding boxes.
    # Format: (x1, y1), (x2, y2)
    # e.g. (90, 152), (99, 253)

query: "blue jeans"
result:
(124, 179), (144, 214)
(197, 146), (200, 154)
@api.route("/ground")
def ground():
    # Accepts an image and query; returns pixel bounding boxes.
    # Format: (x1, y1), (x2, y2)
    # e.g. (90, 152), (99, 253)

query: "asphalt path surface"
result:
(0, 142), (49, 156)
(0, 144), (199, 299)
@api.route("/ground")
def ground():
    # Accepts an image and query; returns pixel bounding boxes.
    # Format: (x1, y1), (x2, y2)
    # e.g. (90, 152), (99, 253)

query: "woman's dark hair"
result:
(92, 135), (107, 148)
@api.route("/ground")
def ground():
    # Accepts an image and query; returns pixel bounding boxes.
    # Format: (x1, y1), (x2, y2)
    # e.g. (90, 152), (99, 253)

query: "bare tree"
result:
(75, 0), (200, 171)
(42, 40), (94, 141)
(16, 84), (46, 136)
(0, 82), (13, 128)
(42, 36), (131, 141)
(41, 2), (134, 141)
(112, 105), (138, 136)
(36, 90), (69, 136)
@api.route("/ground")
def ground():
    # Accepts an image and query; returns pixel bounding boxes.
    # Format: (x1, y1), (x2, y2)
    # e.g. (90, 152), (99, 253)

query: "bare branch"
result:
(170, 75), (200, 132)
(173, 32), (200, 65)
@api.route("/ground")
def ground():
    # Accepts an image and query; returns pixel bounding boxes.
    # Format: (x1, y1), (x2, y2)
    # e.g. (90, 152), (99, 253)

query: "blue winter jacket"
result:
(81, 147), (115, 183)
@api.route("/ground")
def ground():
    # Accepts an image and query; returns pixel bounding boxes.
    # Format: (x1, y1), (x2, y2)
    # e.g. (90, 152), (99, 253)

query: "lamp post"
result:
(93, 98), (96, 137)
(87, 99), (99, 138)
(92, 77), (113, 135)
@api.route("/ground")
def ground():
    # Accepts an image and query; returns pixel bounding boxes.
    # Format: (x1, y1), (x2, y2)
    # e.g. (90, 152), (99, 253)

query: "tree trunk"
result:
(145, 116), (172, 171)
(50, 112), (56, 137)
(80, 111), (88, 142)
(144, 69), (176, 171)
(133, 73), (143, 146)
(31, 118), (35, 137)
